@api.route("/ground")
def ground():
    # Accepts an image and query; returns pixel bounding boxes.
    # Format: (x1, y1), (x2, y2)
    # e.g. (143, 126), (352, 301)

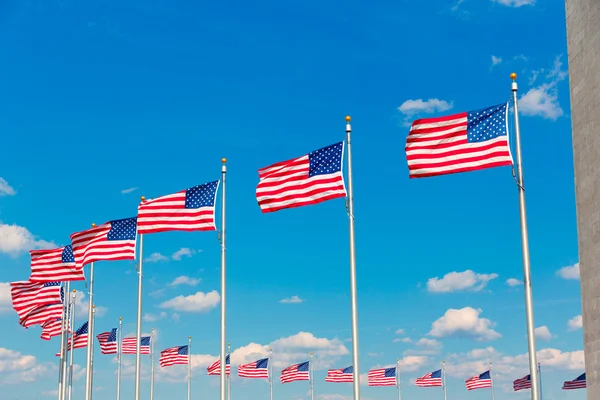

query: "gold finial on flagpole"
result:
(510, 72), (517, 80)
(222, 158), (227, 164)
(345, 115), (351, 122)
(141, 196), (146, 202)
(91, 223), (96, 227)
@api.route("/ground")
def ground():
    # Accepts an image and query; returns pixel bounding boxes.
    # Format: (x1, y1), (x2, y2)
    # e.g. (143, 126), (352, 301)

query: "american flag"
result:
(562, 373), (586, 390)
(465, 370), (492, 390)
(97, 328), (118, 354)
(122, 336), (151, 354)
(10, 281), (62, 319)
(513, 374), (531, 391)
(56, 322), (89, 355)
(415, 369), (443, 387)
(207, 354), (230, 375)
(41, 318), (67, 340)
(325, 366), (353, 383)
(29, 245), (85, 282)
(256, 142), (347, 213)
(137, 181), (220, 234)
(368, 367), (397, 386)
(159, 345), (189, 367)
(70, 217), (137, 268)
(280, 361), (310, 383)
(238, 358), (269, 379)
(19, 303), (63, 328)
(405, 103), (513, 178)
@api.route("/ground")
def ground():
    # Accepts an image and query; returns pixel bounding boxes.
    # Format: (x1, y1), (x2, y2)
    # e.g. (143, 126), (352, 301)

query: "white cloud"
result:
(159, 290), (220, 313)
(506, 278), (523, 287)
(145, 252), (168, 263)
(519, 55), (567, 120)
(0, 178), (16, 196)
(0, 222), (56, 255)
(121, 187), (137, 194)
(279, 296), (303, 304)
(568, 315), (582, 331)
(143, 312), (167, 322)
(398, 98), (453, 116)
(168, 276), (201, 287)
(492, 0), (535, 6)
(556, 263), (580, 280)
(415, 338), (442, 348)
(535, 326), (553, 341)
(0, 348), (52, 384)
(171, 248), (197, 261)
(74, 292), (108, 319)
(395, 329), (405, 335)
(491, 55), (502, 68)
(429, 307), (501, 341)
(427, 270), (498, 293)
(0, 282), (12, 314)
(393, 337), (412, 343)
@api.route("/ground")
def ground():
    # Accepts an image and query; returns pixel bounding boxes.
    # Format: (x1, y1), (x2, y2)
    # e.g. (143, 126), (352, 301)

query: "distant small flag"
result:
(122, 336), (151, 354)
(97, 328), (118, 354)
(256, 142), (347, 213)
(280, 361), (310, 383)
(41, 318), (67, 340)
(70, 217), (137, 268)
(562, 373), (586, 390)
(10, 281), (62, 319)
(513, 374), (531, 391)
(415, 369), (443, 387)
(368, 367), (397, 386)
(405, 103), (513, 178)
(29, 245), (85, 282)
(238, 358), (269, 379)
(207, 354), (230, 375)
(325, 366), (353, 383)
(159, 345), (189, 367)
(137, 181), (220, 234)
(19, 303), (63, 328)
(56, 322), (89, 355)
(465, 371), (492, 390)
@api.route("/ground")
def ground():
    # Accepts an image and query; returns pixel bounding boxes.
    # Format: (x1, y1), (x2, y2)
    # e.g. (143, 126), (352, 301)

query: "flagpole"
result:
(188, 336), (192, 400)
(150, 328), (155, 400)
(90, 306), (96, 400)
(510, 72), (540, 400)
(134, 207), (145, 400)
(60, 281), (71, 400)
(442, 361), (447, 400)
(219, 158), (228, 400)
(538, 363), (543, 400)
(345, 116), (361, 400)
(489, 362), (495, 400)
(310, 352), (314, 400)
(396, 360), (401, 400)
(117, 317), (122, 400)
(84, 229), (96, 400)
(67, 290), (77, 400)
(227, 342), (231, 400)
(269, 348), (273, 400)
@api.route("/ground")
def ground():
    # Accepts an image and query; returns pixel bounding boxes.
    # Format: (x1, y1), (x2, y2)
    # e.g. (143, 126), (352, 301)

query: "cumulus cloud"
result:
(427, 270), (498, 293)
(535, 326), (553, 341)
(519, 55), (567, 120)
(143, 312), (167, 322)
(145, 253), (168, 263)
(121, 187), (137, 194)
(168, 276), (201, 287)
(395, 329), (405, 335)
(0, 222), (56, 255)
(492, 0), (535, 6)
(0, 282), (11, 314)
(506, 278), (522, 287)
(0, 348), (52, 384)
(279, 296), (303, 304)
(0, 178), (16, 196)
(393, 337), (412, 344)
(491, 55), (502, 69)
(74, 292), (108, 319)
(159, 290), (220, 313)
(568, 315), (582, 331)
(429, 307), (501, 341)
(556, 263), (580, 280)
(398, 98), (453, 117)
(171, 248), (197, 261)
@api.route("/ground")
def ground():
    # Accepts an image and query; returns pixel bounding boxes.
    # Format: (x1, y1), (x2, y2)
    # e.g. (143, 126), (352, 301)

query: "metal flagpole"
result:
(227, 342), (231, 400)
(58, 281), (69, 400)
(396, 360), (401, 400)
(489, 362), (495, 400)
(90, 306), (96, 400)
(84, 232), (96, 400)
(310, 352), (314, 400)
(67, 290), (77, 400)
(538, 363), (543, 400)
(269, 348), (273, 400)
(150, 328), (155, 400)
(510, 72), (540, 400)
(117, 317), (122, 400)
(60, 281), (71, 400)
(219, 158), (228, 400)
(442, 361), (447, 400)
(188, 336), (192, 400)
(345, 116), (361, 400)
(134, 206), (145, 400)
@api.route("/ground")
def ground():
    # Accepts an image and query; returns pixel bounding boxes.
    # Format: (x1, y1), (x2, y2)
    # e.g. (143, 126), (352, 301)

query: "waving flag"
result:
(19, 303), (63, 328)
(159, 345), (189, 367)
(41, 318), (67, 340)
(256, 142), (347, 213)
(415, 369), (443, 387)
(513, 374), (531, 391)
(70, 217), (137, 268)
(11, 281), (62, 319)
(563, 373), (586, 390)
(405, 103), (513, 178)
(238, 358), (269, 378)
(122, 336), (151, 354)
(465, 371), (492, 390)
(325, 366), (353, 382)
(280, 361), (310, 383)
(29, 245), (84, 282)
(97, 328), (118, 354)
(56, 322), (89, 355)
(368, 367), (396, 386)
(137, 181), (219, 234)
(207, 354), (230, 375)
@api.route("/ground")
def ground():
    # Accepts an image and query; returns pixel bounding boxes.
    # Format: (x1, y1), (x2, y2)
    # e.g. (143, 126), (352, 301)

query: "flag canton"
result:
(343, 366), (354, 373)
(384, 367), (396, 377)
(178, 345), (189, 355)
(77, 322), (89, 335)
(467, 103), (507, 143)
(308, 142), (343, 177)
(431, 369), (442, 378)
(44, 282), (61, 288)
(62, 245), (75, 263)
(107, 217), (137, 240)
(479, 371), (490, 379)
(575, 373), (586, 381)
(296, 361), (309, 371)
(108, 328), (117, 342)
(256, 358), (269, 368)
(226, 354), (230, 364)
(185, 181), (219, 209)
(140, 336), (151, 346)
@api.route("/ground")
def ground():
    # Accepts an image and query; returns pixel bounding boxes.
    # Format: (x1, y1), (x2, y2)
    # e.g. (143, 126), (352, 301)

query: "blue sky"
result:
(0, 0), (585, 399)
